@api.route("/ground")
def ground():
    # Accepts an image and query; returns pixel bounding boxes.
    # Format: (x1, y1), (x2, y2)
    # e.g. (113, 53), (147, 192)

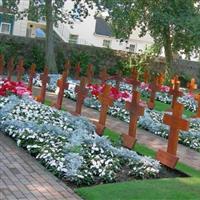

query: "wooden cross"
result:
(187, 78), (197, 93)
(74, 77), (89, 115)
(122, 91), (145, 149)
(171, 75), (179, 89)
(143, 70), (149, 83)
(147, 76), (161, 109)
(75, 62), (81, 80)
(99, 68), (109, 84)
(114, 71), (123, 91)
(0, 54), (4, 76)
(193, 94), (200, 118)
(95, 84), (114, 135)
(158, 73), (165, 85)
(53, 71), (69, 110)
(16, 58), (25, 82)
(28, 64), (36, 91)
(156, 102), (189, 168)
(86, 64), (94, 84)
(7, 57), (14, 81)
(126, 68), (140, 92)
(64, 60), (71, 73)
(35, 67), (49, 104)
(169, 81), (183, 109)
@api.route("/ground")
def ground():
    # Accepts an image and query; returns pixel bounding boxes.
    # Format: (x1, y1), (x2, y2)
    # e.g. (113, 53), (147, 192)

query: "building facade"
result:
(0, 0), (154, 53)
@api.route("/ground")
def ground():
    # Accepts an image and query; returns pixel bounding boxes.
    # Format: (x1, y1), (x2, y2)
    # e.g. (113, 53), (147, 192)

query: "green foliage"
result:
(97, 0), (200, 71)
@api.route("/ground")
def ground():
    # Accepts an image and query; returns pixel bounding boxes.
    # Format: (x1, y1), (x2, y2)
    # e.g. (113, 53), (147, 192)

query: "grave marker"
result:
(143, 70), (149, 83)
(75, 62), (81, 80)
(64, 60), (71, 73)
(114, 71), (123, 91)
(16, 58), (25, 82)
(0, 54), (4, 76)
(147, 76), (161, 109)
(7, 57), (14, 81)
(169, 82), (183, 109)
(187, 78), (197, 93)
(35, 67), (49, 104)
(122, 91), (145, 149)
(171, 75), (179, 89)
(86, 64), (94, 84)
(99, 68), (109, 84)
(193, 94), (200, 118)
(53, 71), (69, 110)
(156, 102), (189, 168)
(74, 77), (89, 115)
(125, 68), (140, 92)
(28, 64), (36, 91)
(95, 84), (114, 135)
(158, 73), (165, 85)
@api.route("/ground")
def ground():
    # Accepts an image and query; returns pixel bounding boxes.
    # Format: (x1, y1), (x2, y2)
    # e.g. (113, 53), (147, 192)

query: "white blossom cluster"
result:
(138, 109), (200, 152)
(0, 95), (160, 186)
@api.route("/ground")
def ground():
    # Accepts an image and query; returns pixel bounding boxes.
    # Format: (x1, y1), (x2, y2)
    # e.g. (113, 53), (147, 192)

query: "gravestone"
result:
(7, 57), (14, 81)
(75, 62), (81, 80)
(35, 67), (49, 104)
(147, 76), (161, 109)
(156, 102), (189, 168)
(86, 64), (94, 84)
(16, 58), (25, 82)
(64, 60), (71, 73)
(125, 68), (140, 92)
(122, 91), (145, 149)
(0, 54), (4, 76)
(169, 82), (183, 109)
(158, 73), (165, 85)
(114, 71), (123, 91)
(53, 71), (69, 110)
(28, 64), (36, 91)
(95, 84), (114, 135)
(193, 94), (200, 118)
(99, 68), (109, 84)
(74, 77), (89, 115)
(143, 70), (149, 83)
(171, 75), (179, 89)
(187, 78), (197, 93)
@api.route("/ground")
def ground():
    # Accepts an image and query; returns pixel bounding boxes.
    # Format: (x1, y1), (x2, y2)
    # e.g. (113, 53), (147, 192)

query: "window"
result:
(0, 22), (11, 34)
(69, 34), (78, 44)
(129, 44), (136, 53)
(103, 40), (111, 48)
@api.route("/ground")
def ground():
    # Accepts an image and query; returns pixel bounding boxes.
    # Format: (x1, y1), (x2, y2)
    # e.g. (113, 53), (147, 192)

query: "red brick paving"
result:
(0, 134), (81, 200)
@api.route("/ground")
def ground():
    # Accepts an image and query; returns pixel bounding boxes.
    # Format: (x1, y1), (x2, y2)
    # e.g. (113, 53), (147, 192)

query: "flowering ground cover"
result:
(76, 130), (200, 200)
(0, 94), (163, 186)
(25, 74), (200, 152)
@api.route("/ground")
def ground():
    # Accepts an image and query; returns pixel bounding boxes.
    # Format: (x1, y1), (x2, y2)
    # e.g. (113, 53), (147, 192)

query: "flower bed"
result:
(138, 109), (200, 152)
(23, 74), (200, 152)
(0, 95), (160, 186)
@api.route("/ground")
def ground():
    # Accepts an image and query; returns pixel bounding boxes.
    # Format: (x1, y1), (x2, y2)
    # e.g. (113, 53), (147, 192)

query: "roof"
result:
(95, 17), (112, 37)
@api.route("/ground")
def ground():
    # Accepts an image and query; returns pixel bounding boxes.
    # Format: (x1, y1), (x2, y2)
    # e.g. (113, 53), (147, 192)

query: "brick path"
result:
(32, 87), (200, 170)
(0, 133), (81, 200)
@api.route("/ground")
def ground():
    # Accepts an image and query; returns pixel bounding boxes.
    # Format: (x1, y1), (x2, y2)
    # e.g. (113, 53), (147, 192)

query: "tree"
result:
(2, 0), (96, 73)
(97, 0), (200, 74)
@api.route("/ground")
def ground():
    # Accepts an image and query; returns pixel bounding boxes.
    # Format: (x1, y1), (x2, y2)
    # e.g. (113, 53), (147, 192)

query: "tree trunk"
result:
(163, 25), (173, 76)
(45, 0), (57, 73)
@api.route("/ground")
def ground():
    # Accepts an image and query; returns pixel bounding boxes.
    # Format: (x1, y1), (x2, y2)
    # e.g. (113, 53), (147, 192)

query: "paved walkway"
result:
(33, 87), (200, 170)
(0, 134), (81, 200)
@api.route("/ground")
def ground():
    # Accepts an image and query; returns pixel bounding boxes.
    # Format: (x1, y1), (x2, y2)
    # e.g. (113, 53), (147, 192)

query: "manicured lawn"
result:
(75, 129), (200, 200)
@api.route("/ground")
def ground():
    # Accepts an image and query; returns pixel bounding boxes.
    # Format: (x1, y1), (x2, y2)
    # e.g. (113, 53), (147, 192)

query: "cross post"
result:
(28, 64), (36, 91)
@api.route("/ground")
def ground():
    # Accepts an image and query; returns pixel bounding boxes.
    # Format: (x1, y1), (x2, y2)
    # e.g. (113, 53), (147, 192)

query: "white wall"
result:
(12, 0), (29, 36)
(11, 0), (154, 52)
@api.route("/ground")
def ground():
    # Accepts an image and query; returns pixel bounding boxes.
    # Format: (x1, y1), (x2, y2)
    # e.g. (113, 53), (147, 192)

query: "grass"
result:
(75, 129), (200, 200)
(142, 96), (193, 118)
